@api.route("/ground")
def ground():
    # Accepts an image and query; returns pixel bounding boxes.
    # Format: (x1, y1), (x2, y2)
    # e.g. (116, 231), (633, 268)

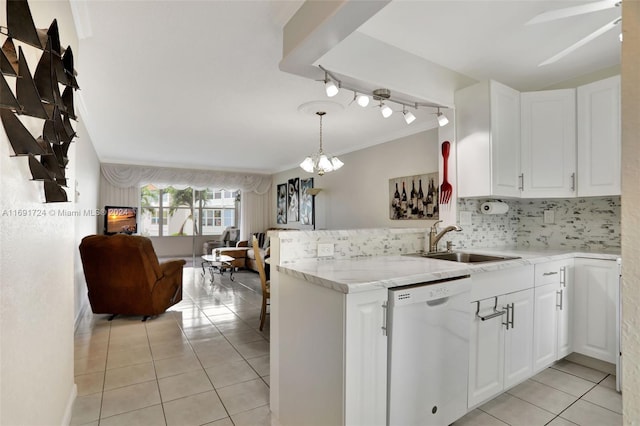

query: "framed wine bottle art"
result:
(389, 173), (440, 220)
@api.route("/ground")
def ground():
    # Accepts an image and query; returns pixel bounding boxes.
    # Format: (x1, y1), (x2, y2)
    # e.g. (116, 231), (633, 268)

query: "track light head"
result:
(325, 80), (339, 97)
(356, 93), (370, 107)
(436, 108), (449, 127)
(403, 107), (416, 124)
(380, 103), (393, 118)
(324, 72), (339, 97)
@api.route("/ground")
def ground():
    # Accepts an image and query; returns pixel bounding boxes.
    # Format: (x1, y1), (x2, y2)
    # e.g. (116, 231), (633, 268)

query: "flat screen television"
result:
(104, 206), (137, 235)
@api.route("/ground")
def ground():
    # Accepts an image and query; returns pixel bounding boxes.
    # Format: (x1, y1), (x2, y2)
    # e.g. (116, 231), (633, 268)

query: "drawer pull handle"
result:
(543, 271), (558, 276)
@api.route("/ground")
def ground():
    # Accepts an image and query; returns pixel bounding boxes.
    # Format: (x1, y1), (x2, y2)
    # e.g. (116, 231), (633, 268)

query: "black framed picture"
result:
(277, 183), (287, 224)
(287, 177), (299, 222)
(300, 177), (314, 225)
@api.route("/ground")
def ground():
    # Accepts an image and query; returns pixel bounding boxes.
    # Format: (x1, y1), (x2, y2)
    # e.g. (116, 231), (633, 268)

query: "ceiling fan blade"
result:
(527, 0), (619, 25)
(539, 17), (621, 66)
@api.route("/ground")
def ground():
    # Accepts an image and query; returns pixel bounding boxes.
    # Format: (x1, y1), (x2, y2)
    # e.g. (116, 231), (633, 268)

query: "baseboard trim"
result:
(565, 352), (616, 375)
(61, 383), (77, 426)
(74, 299), (90, 333)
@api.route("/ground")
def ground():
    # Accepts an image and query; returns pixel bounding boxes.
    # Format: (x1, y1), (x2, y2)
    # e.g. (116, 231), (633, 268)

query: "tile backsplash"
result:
(275, 197), (620, 263)
(446, 196), (620, 250)
(517, 196), (620, 250)
(446, 199), (519, 250)
(276, 228), (426, 264)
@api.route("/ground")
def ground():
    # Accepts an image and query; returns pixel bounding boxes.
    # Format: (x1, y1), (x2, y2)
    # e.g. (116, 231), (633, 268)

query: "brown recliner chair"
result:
(79, 234), (185, 319)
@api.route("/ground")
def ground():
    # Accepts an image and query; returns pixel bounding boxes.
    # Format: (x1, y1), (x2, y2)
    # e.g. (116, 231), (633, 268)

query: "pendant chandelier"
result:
(300, 111), (344, 176)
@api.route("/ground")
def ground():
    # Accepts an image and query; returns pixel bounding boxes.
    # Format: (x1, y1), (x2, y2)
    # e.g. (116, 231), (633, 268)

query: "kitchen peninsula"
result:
(267, 228), (621, 426)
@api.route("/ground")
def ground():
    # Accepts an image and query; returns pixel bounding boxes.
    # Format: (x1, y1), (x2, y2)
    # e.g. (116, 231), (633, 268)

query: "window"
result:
(139, 185), (238, 237)
(201, 210), (214, 227)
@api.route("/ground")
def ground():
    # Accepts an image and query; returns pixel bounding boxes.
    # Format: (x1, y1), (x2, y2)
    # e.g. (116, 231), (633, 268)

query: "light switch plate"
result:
(460, 211), (472, 227)
(544, 209), (555, 224)
(318, 243), (334, 257)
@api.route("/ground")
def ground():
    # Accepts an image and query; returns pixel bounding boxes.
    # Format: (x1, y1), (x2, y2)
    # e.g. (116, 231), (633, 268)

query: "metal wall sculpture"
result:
(0, 0), (79, 202)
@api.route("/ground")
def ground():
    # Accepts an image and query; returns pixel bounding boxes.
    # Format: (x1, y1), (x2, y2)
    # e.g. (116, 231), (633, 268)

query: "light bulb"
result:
(437, 112), (449, 127)
(330, 156), (344, 170)
(300, 157), (314, 173)
(325, 80), (339, 97)
(318, 154), (333, 171)
(403, 110), (416, 124)
(381, 104), (393, 118)
(356, 94), (370, 107)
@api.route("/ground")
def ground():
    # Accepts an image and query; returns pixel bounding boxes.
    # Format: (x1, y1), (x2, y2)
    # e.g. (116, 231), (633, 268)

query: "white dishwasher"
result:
(387, 275), (472, 426)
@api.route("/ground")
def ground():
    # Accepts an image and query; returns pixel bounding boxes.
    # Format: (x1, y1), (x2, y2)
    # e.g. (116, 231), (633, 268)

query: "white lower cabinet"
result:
(573, 258), (620, 364)
(468, 288), (534, 408)
(344, 289), (388, 426)
(278, 273), (388, 426)
(533, 261), (573, 373)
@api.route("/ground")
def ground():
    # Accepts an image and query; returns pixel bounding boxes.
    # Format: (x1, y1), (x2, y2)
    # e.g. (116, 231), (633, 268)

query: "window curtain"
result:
(240, 190), (270, 241)
(101, 163), (271, 193)
(99, 174), (140, 210)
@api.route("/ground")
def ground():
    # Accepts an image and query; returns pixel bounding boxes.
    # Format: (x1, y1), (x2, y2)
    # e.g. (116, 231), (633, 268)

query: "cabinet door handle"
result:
(571, 173), (576, 192)
(381, 302), (388, 336)
(502, 304), (510, 330)
(556, 289), (564, 310)
(519, 174), (524, 191)
(502, 303), (515, 330)
(509, 303), (515, 329)
(543, 271), (558, 276)
(560, 267), (566, 287)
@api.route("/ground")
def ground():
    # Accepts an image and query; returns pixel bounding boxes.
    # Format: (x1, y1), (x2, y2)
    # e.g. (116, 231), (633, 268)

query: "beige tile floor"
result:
(454, 358), (622, 426)
(72, 268), (271, 426)
(72, 267), (622, 426)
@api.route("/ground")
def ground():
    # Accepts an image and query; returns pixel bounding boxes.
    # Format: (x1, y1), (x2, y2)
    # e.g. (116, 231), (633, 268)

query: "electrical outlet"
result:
(544, 209), (555, 224)
(460, 211), (472, 227)
(318, 243), (334, 257)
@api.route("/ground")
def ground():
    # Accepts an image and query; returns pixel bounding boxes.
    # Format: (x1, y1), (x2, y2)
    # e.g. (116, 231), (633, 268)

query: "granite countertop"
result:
(276, 247), (621, 294)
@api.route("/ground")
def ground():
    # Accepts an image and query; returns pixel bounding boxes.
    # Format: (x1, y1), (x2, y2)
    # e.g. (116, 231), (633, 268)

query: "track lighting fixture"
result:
(403, 106), (416, 124)
(300, 111), (344, 176)
(436, 108), (449, 127)
(317, 65), (449, 126)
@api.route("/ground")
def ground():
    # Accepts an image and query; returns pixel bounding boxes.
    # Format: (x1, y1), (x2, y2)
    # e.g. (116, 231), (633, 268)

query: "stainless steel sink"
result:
(422, 252), (520, 263)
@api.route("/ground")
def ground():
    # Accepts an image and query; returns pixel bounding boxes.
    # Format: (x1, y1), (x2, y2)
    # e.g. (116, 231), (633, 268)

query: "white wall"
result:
(150, 235), (213, 257)
(271, 129), (441, 230)
(73, 119), (101, 325)
(0, 1), (95, 424)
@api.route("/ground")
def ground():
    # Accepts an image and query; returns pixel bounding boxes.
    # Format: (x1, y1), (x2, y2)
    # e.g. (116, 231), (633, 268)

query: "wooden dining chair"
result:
(252, 236), (270, 331)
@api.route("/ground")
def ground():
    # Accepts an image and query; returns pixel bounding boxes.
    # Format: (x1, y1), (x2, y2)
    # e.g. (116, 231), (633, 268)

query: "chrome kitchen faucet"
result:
(428, 220), (462, 253)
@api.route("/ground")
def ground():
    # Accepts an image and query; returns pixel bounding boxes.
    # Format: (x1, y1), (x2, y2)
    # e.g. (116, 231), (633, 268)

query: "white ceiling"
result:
(73, 0), (621, 175)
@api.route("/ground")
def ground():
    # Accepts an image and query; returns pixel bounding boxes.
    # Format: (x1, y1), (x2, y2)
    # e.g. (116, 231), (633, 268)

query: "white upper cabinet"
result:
(456, 76), (620, 199)
(520, 89), (576, 198)
(577, 75), (621, 196)
(456, 80), (521, 198)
